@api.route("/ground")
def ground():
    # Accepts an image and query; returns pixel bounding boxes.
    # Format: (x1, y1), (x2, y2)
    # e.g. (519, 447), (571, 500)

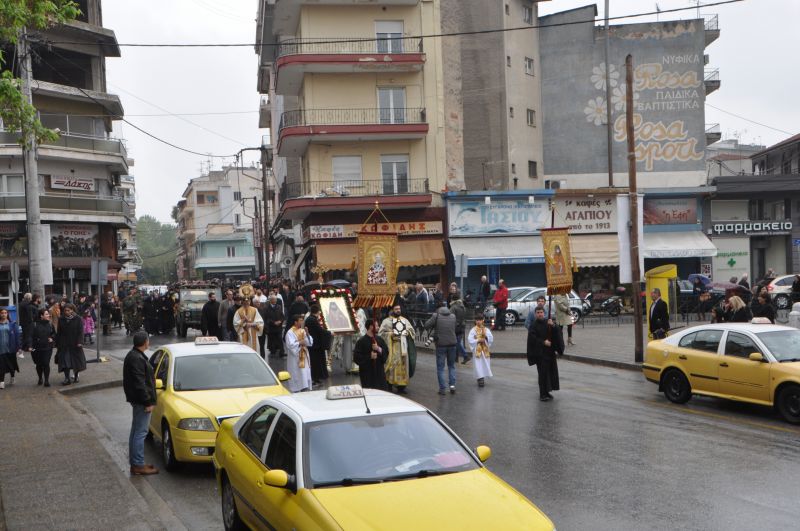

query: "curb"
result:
(58, 379), (123, 396)
(417, 347), (640, 372)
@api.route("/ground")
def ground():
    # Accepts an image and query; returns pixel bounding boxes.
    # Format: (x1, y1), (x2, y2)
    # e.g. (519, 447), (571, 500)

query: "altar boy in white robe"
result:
(467, 315), (493, 387)
(285, 314), (313, 392)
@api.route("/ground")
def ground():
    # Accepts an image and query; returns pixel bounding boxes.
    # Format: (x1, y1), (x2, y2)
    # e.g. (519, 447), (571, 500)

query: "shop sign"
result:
(306, 221), (443, 241)
(448, 199), (547, 236)
(50, 223), (100, 257)
(51, 175), (96, 192)
(553, 197), (617, 234)
(644, 198), (698, 225)
(712, 221), (792, 236)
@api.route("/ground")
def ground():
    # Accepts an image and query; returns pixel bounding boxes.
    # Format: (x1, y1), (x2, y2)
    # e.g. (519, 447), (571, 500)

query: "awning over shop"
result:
(448, 236), (544, 266)
(571, 234), (619, 268)
(644, 231), (717, 259)
(315, 240), (446, 270)
(292, 246), (313, 274)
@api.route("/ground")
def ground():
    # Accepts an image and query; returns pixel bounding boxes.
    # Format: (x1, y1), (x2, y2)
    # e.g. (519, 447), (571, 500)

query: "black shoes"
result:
(477, 378), (485, 387)
(539, 394), (553, 402)
(438, 389), (446, 395)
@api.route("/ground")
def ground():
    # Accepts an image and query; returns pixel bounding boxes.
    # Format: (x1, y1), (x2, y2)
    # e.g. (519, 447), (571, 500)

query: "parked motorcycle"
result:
(582, 292), (622, 317)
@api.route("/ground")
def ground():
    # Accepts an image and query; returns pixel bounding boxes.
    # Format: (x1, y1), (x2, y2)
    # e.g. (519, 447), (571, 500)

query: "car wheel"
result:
(570, 309), (581, 324)
(777, 384), (800, 424)
(662, 369), (692, 404)
(162, 422), (179, 471)
(775, 294), (790, 310)
(504, 311), (517, 326)
(221, 475), (246, 531)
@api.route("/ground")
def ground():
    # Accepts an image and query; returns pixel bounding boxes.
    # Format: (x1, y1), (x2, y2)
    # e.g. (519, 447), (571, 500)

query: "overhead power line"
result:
(705, 103), (794, 136)
(38, 0), (743, 48)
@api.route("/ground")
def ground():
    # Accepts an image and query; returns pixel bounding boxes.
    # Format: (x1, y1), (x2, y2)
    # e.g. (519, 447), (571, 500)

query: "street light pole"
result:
(18, 28), (47, 296)
(625, 54), (644, 363)
(604, 0), (614, 188)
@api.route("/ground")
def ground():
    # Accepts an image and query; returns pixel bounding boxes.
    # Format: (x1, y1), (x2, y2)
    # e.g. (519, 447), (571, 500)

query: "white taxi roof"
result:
(664, 323), (796, 341)
(159, 341), (258, 358)
(263, 389), (427, 424)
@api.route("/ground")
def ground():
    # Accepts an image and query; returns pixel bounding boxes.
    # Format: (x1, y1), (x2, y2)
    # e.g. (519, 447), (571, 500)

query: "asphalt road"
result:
(79, 331), (800, 530)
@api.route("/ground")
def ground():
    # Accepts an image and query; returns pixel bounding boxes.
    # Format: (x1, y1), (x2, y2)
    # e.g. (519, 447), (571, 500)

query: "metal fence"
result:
(279, 107), (427, 130)
(283, 178), (429, 199)
(277, 37), (423, 57)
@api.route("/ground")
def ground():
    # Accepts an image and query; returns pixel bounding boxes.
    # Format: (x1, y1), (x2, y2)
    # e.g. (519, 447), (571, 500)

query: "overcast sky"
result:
(103, 0), (798, 224)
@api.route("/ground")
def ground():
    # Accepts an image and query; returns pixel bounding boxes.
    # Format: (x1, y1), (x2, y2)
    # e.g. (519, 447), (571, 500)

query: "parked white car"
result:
(766, 274), (797, 309)
(485, 287), (584, 326)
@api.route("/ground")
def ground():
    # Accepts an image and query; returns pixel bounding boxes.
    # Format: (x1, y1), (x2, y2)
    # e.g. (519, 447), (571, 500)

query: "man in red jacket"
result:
(492, 279), (509, 331)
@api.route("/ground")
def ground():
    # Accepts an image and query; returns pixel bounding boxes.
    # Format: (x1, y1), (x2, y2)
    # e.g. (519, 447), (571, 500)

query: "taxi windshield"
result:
(756, 330), (800, 362)
(305, 412), (478, 488)
(173, 352), (277, 391)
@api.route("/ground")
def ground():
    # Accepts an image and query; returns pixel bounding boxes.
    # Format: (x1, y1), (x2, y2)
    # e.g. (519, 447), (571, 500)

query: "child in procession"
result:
(467, 315), (493, 387)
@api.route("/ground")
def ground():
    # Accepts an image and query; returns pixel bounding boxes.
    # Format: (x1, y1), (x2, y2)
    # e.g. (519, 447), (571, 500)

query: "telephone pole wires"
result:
(625, 54), (644, 363)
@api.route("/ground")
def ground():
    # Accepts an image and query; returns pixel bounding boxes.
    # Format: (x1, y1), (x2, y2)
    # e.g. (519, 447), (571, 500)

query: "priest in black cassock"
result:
(353, 319), (389, 390)
(526, 306), (564, 401)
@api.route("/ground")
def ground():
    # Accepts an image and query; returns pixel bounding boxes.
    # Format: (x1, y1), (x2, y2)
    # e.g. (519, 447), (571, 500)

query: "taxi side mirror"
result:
(155, 379), (165, 390)
(263, 470), (296, 492)
(749, 352), (764, 362)
(278, 371), (291, 382)
(475, 445), (491, 463)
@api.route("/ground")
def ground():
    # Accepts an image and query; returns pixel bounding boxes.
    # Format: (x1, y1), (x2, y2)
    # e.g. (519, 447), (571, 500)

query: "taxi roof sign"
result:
(195, 336), (220, 345)
(750, 317), (772, 325)
(326, 385), (365, 400)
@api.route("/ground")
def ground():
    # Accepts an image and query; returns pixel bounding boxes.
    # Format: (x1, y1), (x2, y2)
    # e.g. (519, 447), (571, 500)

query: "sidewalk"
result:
(0, 352), (162, 530)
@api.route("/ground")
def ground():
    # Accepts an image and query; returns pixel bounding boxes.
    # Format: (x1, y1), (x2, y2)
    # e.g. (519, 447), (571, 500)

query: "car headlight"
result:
(184, 310), (191, 317)
(178, 418), (215, 431)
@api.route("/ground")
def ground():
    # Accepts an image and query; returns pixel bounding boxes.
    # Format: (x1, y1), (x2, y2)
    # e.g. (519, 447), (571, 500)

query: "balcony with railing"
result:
(277, 107), (428, 156)
(274, 37), (425, 95)
(703, 14), (720, 46)
(705, 123), (721, 146)
(272, 0), (420, 36)
(0, 192), (133, 226)
(0, 130), (128, 172)
(704, 68), (720, 95)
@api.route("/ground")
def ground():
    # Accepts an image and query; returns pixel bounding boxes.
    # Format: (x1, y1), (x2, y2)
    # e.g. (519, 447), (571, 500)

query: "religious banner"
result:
(541, 228), (574, 295)
(354, 232), (398, 307)
(311, 288), (358, 334)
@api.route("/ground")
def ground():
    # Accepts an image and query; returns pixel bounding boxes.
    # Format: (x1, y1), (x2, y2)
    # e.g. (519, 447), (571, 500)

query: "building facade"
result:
(193, 225), (257, 280)
(539, 6), (721, 189)
(0, 0), (133, 300)
(256, 0), (452, 283)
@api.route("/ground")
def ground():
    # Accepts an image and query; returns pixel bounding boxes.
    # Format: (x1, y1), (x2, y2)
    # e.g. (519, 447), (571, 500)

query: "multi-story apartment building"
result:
(117, 174), (142, 282)
(440, 0), (545, 190)
(706, 138), (765, 179)
(257, 0), (452, 284)
(176, 166), (276, 280)
(0, 0), (133, 300)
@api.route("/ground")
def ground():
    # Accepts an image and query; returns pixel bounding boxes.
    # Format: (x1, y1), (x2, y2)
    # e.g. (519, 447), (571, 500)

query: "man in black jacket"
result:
(527, 307), (564, 401)
(305, 305), (332, 385)
(353, 319), (389, 390)
(285, 294), (309, 336)
(648, 288), (670, 339)
(200, 292), (221, 339)
(264, 295), (285, 358)
(123, 331), (158, 476)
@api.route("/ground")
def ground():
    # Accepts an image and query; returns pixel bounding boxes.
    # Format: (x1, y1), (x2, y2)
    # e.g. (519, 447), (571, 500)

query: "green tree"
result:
(0, 1), (80, 146)
(137, 215), (177, 284)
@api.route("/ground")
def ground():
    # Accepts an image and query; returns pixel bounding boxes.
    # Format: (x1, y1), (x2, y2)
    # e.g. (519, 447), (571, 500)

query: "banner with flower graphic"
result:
(541, 228), (574, 296)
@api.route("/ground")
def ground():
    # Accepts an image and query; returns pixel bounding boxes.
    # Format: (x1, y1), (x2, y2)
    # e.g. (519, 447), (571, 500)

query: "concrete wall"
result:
(298, 5), (421, 38)
(540, 6), (710, 188)
(301, 72), (424, 109)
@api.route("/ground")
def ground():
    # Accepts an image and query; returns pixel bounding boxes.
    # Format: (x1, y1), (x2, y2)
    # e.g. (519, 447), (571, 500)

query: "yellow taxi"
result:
(642, 321), (800, 423)
(213, 385), (555, 531)
(148, 337), (290, 470)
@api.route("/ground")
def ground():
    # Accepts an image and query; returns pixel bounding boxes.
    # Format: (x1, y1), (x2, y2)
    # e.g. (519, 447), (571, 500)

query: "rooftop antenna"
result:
(362, 389), (371, 414)
(655, 3), (661, 21)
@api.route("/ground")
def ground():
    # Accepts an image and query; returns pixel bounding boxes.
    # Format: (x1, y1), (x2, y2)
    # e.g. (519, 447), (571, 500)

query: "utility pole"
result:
(253, 197), (264, 276)
(18, 28), (46, 296)
(260, 146), (273, 281)
(625, 54), (643, 363)
(604, 0), (614, 188)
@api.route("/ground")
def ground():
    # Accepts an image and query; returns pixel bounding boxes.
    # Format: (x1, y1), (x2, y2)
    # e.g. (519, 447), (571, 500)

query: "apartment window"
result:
(523, 4), (533, 24)
(226, 246), (236, 258)
(511, 163), (516, 175)
(381, 155), (409, 195)
(196, 192), (218, 205)
(526, 109), (536, 126)
(0, 175), (24, 194)
(505, 4), (510, 15)
(509, 107), (514, 118)
(378, 87), (406, 124)
(233, 191), (242, 201)
(376, 20), (404, 53)
(506, 56), (511, 67)
(528, 160), (538, 178)
(332, 156), (362, 186)
(524, 57), (534, 76)
(234, 214), (241, 226)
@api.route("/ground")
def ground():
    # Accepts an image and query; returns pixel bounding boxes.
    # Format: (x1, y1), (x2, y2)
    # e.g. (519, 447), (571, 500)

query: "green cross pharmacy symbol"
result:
(727, 258), (736, 268)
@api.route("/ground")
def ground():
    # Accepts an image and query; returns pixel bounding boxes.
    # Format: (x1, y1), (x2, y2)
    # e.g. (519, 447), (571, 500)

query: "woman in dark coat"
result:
(526, 306), (564, 402)
(56, 303), (86, 385)
(0, 307), (21, 389)
(31, 308), (56, 387)
(750, 293), (776, 323)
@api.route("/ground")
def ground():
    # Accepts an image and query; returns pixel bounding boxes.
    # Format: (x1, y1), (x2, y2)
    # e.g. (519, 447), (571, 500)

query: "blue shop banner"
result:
(448, 199), (548, 236)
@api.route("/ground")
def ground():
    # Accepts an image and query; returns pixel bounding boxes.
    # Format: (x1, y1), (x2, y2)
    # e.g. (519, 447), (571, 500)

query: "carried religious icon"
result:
(541, 227), (575, 295)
